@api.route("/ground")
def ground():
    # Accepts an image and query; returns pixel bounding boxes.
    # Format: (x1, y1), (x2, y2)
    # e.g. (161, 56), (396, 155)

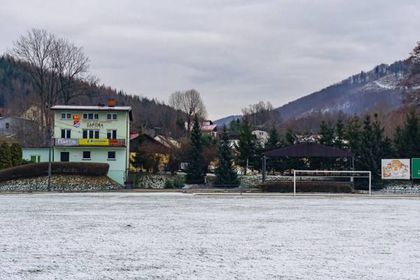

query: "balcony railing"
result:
(54, 138), (126, 147)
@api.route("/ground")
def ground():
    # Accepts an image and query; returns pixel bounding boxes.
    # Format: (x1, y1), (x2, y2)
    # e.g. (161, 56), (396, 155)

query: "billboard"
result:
(55, 138), (78, 146)
(381, 159), (410, 180)
(412, 158), (420, 179)
(79, 139), (109, 146)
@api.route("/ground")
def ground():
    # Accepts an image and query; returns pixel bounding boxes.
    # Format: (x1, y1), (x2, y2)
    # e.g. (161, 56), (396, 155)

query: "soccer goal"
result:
(293, 170), (372, 196)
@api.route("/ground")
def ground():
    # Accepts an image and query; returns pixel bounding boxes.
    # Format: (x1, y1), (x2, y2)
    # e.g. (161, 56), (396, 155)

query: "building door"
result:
(60, 152), (70, 162)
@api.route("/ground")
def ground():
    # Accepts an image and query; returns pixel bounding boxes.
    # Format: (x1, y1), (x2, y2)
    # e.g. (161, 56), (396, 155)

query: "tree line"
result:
(0, 143), (22, 169)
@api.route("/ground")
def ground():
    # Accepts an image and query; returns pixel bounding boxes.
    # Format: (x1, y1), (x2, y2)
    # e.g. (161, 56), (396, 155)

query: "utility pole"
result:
(47, 128), (52, 191)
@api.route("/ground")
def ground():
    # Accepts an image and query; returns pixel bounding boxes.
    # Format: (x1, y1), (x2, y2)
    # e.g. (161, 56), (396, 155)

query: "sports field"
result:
(0, 193), (419, 279)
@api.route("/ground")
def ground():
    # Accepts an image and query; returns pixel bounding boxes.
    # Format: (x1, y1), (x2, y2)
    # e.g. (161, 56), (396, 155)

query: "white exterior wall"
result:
(22, 148), (50, 163)
(53, 147), (127, 184)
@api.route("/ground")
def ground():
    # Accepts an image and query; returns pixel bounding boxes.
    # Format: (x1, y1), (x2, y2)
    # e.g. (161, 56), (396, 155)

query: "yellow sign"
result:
(79, 139), (109, 146)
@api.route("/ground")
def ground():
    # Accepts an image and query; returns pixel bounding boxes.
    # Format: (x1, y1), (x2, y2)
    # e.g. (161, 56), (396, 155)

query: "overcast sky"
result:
(1, 0), (419, 119)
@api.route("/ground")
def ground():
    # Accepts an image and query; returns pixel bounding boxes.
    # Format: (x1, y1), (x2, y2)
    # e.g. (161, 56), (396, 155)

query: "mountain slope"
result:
(275, 61), (409, 122)
(214, 115), (241, 127)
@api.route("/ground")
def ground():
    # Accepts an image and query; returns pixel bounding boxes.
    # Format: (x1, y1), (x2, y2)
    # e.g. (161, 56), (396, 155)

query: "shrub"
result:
(259, 181), (353, 193)
(0, 162), (109, 182)
(164, 177), (185, 189)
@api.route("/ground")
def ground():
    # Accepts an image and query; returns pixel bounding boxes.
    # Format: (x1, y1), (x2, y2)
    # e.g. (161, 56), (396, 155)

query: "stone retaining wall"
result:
(0, 175), (121, 192)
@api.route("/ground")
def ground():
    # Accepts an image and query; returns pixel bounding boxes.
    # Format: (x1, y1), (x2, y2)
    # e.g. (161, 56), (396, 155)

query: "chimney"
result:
(107, 98), (116, 107)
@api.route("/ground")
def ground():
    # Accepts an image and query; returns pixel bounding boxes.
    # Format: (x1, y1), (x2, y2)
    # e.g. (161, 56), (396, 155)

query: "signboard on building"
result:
(381, 159), (410, 180)
(412, 158), (420, 179)
(79, 139), (109, 146)
(73, 114), (80, 128)
(55, 138), (78, 146)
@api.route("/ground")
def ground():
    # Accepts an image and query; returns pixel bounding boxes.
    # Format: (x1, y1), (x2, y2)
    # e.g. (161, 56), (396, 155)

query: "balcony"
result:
(54, 138), (126, 147)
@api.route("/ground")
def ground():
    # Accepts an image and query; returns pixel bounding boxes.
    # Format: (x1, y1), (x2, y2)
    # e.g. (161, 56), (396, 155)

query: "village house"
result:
(22, 102), (132, 185)
(0, 116), (41, 146)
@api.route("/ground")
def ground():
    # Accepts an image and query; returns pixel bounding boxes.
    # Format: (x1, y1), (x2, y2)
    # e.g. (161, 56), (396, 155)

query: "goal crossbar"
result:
(293, 170), (372, 196)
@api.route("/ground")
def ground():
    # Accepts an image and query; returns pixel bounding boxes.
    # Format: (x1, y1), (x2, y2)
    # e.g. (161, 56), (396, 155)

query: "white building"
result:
(49, 104), (132, 184)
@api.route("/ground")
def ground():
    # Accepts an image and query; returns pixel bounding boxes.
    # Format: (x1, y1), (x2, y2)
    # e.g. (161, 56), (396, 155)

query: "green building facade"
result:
(50, 105), (132, 184)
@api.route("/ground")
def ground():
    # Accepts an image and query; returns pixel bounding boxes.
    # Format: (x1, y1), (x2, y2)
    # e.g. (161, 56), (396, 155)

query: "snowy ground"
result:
(0, 193), (419, 280)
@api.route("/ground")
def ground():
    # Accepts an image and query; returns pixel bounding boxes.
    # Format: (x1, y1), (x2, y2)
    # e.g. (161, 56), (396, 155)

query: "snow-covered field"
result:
(1, 193), (419, 280)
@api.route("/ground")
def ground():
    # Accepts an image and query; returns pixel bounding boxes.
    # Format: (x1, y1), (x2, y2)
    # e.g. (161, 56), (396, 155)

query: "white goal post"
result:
(293, 170), (372, 196)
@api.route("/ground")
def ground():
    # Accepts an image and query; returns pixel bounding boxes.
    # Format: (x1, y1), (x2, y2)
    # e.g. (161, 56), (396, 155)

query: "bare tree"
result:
(12, 29), (55, 129)
(51, 37), (94, 104)
(241, 101), (278, 128)
(11, 28), (93, 133)
(168, 89), (207, 131)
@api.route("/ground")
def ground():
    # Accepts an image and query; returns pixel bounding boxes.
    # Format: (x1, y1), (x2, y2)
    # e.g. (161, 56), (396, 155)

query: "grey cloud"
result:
(0, 0), (419, 119)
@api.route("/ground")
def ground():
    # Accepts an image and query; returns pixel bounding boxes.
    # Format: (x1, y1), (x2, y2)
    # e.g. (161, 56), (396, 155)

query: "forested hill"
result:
(275, 60), (410, 123)
(0, 56), (184, 136)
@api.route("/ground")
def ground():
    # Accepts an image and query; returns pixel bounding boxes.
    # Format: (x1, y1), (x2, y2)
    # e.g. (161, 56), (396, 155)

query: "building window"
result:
(83, 113), (88, 119)
(83, 129), (99, 139)
(88, 113), (93, 120)
(61, 113), (72, 119)
(5, 123), (9, 129)
(107, 113), (117, 120)
(108, 151), (116, 160)
(61, 129), (71, 139)
(82, 151), (91, 160)
(107, 129), (117, 139)
(94, 113), (99, 120)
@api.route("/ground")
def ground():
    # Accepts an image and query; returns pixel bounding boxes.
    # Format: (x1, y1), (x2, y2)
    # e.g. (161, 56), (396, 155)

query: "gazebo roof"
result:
(264, 143), (353, 158)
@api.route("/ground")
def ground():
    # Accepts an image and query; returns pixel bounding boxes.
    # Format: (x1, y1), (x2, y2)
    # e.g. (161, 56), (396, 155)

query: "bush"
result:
(0, 162), (109, 182)
(164, 177), (185, 189)
(259, 181), (353, 193)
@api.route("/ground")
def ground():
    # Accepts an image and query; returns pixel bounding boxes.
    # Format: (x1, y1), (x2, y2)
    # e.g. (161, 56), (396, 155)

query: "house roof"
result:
(264, 143), (353, 158)
(51, 105), (132, 111)
(201, 124), (217, 132)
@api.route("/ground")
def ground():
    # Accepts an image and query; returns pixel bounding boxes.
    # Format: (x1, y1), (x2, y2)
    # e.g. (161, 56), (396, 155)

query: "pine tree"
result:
(186, 116), (205, 184)
(285, 128), (295, 145)
(266, 127), (280, 150)
(359, 114), (392, 182)
(394, 110), (419, 157)
(215, 126), (239, 187)
(334, 119), (345, 149)
(0, 143), (12, 169)
(319, 121), (334, 146)
(10, 143), (22, 166)
(237, 117), (255, 175)
(345, 116), (362, 159)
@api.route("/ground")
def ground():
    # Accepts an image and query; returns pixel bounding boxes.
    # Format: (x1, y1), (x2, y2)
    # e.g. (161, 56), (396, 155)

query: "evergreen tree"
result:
(266, 127), (280, 150)
(185, 116), (205, 184)
(237, 117), (255, 175)
(215, 126), (239, 187)
(359, 115), (375, 172)
(0, 143), (12, 169)
(334, 119), (345, 149)
(358, 114), (392, 182)
(394, 110), (419, 157)
(10, 143), (22, 166)
(319, 121), (334, 146)
(345, 116), (363, 166)
(266, 127), (282, 173)
(285, 128), (296, 145)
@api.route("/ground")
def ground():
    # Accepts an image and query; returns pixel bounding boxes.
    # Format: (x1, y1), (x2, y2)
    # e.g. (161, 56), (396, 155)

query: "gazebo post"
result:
(262, 156), (267, 183)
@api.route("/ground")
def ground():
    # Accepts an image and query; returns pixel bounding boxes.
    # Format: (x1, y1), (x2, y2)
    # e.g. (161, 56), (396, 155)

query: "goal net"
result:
(293, 170), (372, 196)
